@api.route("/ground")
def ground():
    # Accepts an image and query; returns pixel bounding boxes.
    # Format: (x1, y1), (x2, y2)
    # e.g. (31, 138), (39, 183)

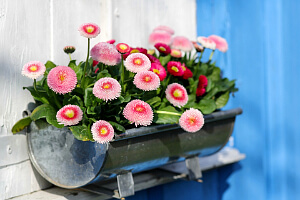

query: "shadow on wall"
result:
(126, 162), (242, 200)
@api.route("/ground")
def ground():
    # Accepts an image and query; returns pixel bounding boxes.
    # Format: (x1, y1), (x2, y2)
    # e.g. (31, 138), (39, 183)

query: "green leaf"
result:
(45, 61), (56, 69)
(84, 88), (96, 107)
(68, 60), (77, 70)
(215, 91), (230, 109)
(146, 97), (161, 108)
(123, 95), (131, 103)
(96, 69), (111, 79)
(198, 63), (208, 75)
(206, 78), (213, 92)
(69, 125), (93, 141)
(23, 86), (50, 104)
(155, 106), (181, 124)
(30, 104), (64, 128)
(64, 95), (84, 108)
(159, 54), (171, 66)
(203, 87), (219, 100)
(207, 67), (221, 81)
(195, 99), (217, 114)
(109, 121), (126, 132)
(11, 117), (32, 133)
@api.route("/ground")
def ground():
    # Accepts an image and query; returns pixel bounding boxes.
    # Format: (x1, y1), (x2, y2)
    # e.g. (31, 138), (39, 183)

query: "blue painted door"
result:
(126, 1), (300, 199)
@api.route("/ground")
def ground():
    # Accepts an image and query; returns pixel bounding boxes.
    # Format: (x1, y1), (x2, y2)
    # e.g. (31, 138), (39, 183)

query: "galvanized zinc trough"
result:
(27, 108), (242, 189)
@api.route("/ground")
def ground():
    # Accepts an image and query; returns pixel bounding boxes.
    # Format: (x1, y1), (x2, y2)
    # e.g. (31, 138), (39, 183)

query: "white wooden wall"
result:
(0, 0), (196, 199)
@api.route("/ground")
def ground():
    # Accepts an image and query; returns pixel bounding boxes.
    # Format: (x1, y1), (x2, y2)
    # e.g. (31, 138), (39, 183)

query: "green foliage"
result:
(31, 104), (64, 128)
(155, 106), (181, 124)
(11, 117), (32, 133)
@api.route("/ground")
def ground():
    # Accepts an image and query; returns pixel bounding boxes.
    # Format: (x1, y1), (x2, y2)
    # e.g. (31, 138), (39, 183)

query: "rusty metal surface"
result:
(27, 108), (242, 188)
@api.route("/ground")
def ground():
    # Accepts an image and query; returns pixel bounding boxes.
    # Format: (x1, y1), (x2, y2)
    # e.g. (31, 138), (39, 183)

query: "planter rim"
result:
(114, 107), (242, 141)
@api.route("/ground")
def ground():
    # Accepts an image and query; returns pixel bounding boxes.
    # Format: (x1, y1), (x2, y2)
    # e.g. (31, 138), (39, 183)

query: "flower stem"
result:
(68, 53), (72, 61)
(33, 79), (37, 92)
(209, 50), (215, 61)
(161, 75), (171, 98)
(121, 58), (125, 94)
(82, 38), (90, 88)
(199, 48), (205, 62)
(155, 110), (181, 116)
(53, 94), (62, 109)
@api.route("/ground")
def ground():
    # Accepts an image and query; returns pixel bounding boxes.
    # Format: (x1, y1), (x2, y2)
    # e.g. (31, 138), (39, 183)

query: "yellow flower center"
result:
(134, 58), (142, 65)
(86, 26), (95, 33)
(159, 46), (166, 52)
(103, 83), (112, 89)
(144, 75), (151, 82)
(29, 65), (37, 72)
(173, 89), (183, 98)
(120, 44), (128, 50)
(153, 69), (160, 74)
(135, 105), (145, 112)
(131, 49), (140, 53)
(65, 109), (75, 118)
(171, 66), (179, 72)
(58, 72), (66, 82)
(100, 127), (108, 135)
(181, 66), (186, 71)
(147, 49), (155, 55)
(172, 50), (180, 56)
(189, 117), (196, 125)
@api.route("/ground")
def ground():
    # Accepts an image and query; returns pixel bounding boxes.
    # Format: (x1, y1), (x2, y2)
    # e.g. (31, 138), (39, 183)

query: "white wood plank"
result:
(0, 160), (51, 200)
(0, 135), (28, 167)
(51, 0), (112, 66)
(0, 0), (51, 137)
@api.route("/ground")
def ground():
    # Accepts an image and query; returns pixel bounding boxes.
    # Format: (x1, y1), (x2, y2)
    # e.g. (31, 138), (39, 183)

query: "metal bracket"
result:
(114, 172), (135, 198)
(185, 156), (202, 180)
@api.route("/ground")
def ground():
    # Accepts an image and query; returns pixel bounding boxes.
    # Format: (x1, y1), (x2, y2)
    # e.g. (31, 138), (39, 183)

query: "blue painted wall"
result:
(126, 1), (300, 199)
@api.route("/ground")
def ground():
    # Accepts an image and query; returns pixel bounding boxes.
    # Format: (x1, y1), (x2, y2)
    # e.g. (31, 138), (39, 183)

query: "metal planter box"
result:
(27, 108), (242, 189)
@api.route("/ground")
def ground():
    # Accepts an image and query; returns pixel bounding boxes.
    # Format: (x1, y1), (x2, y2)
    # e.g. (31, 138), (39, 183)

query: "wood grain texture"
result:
(111, 0), (197, 48)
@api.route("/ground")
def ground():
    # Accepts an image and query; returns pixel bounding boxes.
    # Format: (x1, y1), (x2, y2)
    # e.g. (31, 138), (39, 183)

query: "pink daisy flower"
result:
(179, 108), (204, 133)
(133, 71), (160, 91)
(56, 105), (83, 126)
(170, 49), (182, 58)
(197, 36), (216, 50)
(150, 63), (167, 81)
(191, 41), (204, 52)
(208, 35), (228, 52)
(165, 83), (188, 108)
(171, 36), (193, 52)
(123, 100), (154, 126)
(90, 42), (121, 66)
(106, 39), (116, 44)
(196, 75), (208, 97)
(196, 87), (206, 97)
(91, 120), (114, 144)
(93, 77), (121, 102)
(22, 61), (46, 79)
(153, 25), (175, 35)
(124, 53), (151, 73)
(183, 68), (193, 80)
(47, 66), (77, 94)
(154, 43), (171, 55)
(149, 31), (173, 45)
(78, 23), (101, 38)
(167, 61), (184, 76)
(116, 43), (131, 54)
